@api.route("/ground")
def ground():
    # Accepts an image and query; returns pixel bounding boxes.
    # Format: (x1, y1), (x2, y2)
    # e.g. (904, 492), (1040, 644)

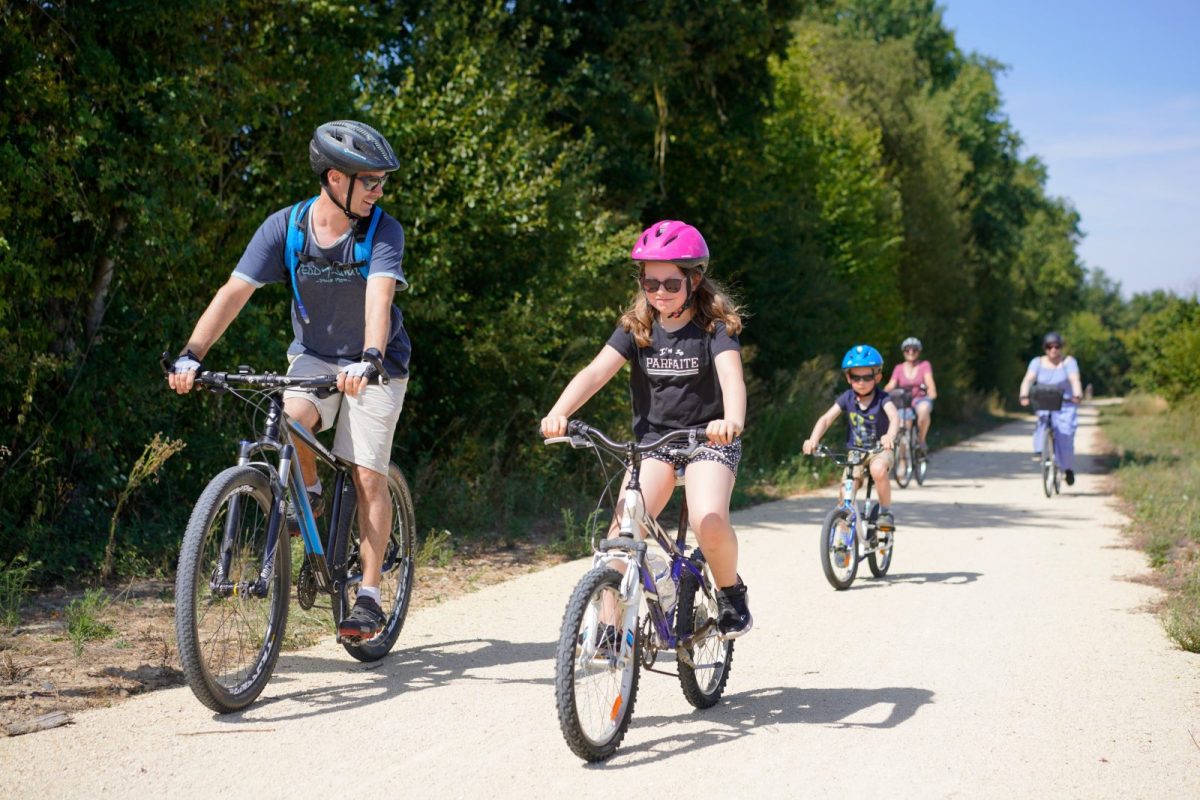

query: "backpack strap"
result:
(286, 196), (319, 324)
(354, 205), (382, 280)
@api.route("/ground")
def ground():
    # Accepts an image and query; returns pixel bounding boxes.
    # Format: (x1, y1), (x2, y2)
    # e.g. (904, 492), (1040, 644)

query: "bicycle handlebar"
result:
(544, 420), (710, 457)
(161, 350), (389, 393)
(813, 443), (885, 468)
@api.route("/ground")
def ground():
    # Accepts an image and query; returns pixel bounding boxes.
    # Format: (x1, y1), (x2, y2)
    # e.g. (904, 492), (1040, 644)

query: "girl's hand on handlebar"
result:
(706, 419), (743, 445)
(541, 415), (568, 439)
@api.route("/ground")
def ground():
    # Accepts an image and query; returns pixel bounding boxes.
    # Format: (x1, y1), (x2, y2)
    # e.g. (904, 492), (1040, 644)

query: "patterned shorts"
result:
(646, 437), (743, 475)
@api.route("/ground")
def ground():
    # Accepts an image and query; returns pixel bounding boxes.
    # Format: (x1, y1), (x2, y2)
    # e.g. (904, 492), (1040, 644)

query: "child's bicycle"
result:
(1030, 384), (1067, 498)
(888, 387), (929, 488)
(813, 443), (893, 589)
(545, 421), (734, 762)
(161, 355), (415, 713)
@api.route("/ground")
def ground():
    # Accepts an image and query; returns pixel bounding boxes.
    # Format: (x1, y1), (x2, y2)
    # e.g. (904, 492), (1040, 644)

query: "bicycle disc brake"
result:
(297, 560), (317, 610)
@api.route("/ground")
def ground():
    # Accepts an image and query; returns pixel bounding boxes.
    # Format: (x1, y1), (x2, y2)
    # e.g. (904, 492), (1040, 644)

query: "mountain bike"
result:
(162, 355), (415, 713)
(1030, 384), (1066, 498)
(813, 444), (893, 589)
(888, 387), (928, 488)
(546, 421), (733, 762)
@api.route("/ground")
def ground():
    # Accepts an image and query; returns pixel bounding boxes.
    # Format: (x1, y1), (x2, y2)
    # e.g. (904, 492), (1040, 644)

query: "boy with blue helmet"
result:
(802, 345), (900, 531)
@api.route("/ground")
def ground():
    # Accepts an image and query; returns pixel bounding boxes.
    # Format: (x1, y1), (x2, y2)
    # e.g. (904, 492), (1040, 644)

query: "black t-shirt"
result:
(836, 387), (894, 447)
(606, 320), (740, 442)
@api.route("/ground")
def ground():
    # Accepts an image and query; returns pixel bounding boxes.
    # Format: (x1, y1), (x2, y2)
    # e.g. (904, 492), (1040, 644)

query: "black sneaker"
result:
(286, 491), (325, 535)
(338, 595), (385, 640)
(593, 624), (621, 661)
(1065, 469), (1075, 486)
(716, 582), (753, 640)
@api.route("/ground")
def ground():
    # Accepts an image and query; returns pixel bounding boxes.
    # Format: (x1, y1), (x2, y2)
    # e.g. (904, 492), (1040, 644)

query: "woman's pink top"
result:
(889, 360), (932, 399)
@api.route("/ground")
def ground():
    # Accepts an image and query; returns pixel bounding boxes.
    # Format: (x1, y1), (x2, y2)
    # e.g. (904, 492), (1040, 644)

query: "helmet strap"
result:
(321, 172), (363, 221)
(666, 270), (698, 319)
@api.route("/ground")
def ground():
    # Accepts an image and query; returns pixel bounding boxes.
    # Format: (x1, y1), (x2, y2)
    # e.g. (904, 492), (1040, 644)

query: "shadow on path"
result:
(213, 637), (554, 725)
(598, 685), (935, 768)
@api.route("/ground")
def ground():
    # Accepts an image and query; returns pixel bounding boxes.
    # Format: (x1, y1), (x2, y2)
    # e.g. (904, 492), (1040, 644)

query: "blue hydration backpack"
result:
(284, 196), (383, 324)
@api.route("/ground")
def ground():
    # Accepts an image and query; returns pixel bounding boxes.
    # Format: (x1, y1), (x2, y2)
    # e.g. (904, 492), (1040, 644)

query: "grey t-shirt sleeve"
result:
(231, 207), (290, 287)
(605, 325), (637, 361)
(367, 214), (408, 291)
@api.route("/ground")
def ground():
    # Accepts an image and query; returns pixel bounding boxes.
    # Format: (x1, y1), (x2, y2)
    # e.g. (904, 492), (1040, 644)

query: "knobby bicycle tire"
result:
(175, 466), (290, 713)
(332, 463), (417, 662)
(676, 553), (733, 708)
(820, 507), (858, 590)
(554, 566), (641, 762)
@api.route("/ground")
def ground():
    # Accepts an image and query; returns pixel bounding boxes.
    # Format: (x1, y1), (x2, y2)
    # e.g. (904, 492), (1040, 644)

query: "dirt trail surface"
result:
(3, 406), (1198, 798)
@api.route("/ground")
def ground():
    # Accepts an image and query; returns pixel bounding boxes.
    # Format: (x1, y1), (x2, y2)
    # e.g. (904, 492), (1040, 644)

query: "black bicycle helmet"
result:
(309, 120), (399, 219)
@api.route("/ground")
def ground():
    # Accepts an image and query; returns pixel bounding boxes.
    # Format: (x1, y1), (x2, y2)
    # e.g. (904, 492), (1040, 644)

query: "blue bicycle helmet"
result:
(842, 344), (884, 370)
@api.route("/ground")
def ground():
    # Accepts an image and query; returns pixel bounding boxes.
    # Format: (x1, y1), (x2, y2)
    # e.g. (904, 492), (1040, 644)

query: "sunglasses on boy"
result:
(356, 174), (389, 192)
(641, 277), (684, 293)
(848, 371), (877, 383)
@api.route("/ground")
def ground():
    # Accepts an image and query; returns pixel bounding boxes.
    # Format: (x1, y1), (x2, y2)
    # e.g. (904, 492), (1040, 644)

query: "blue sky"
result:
(940, 0), (1200, 298)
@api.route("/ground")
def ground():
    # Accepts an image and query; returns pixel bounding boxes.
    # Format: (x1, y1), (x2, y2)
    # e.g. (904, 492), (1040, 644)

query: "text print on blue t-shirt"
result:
(297, 263), (363, 285)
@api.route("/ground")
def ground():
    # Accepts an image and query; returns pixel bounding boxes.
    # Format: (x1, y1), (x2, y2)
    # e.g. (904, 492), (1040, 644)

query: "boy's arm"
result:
(802, 404), (842, 454)
(880, 402), (899, 449)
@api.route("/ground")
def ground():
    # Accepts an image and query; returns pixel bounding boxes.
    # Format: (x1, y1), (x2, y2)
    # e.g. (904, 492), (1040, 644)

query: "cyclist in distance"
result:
(539, 220), (753, 638)
(884, 336), (938, 453)
(802, 345), (900, 531)
(1018, 331), (1084, 485)
(167, 120), (411, 639)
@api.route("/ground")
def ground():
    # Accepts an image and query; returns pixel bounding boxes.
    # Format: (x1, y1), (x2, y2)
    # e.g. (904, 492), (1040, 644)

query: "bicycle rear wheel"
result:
(820, 507), (858, 590)
(332, 463), (417, 662)
(914, 427), (929, 485)
(175, 466), (289, 713)
(676, 551), (732, 708)
(894, 429), (913, 488)
(555, 566), (640, 762)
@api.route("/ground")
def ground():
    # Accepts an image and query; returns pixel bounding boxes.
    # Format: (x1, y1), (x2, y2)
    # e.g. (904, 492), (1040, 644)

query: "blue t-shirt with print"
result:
(836, 387), (893, 448)
(232, 203), (411, 377)
(606, 320), (740, 443)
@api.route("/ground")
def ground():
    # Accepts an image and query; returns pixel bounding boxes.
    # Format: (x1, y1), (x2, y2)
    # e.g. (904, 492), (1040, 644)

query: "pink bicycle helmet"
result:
(630, 220), (709, 268)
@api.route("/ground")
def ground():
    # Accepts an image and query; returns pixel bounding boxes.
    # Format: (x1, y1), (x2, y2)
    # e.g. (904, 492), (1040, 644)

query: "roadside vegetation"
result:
(1102, 394), (1200, 652)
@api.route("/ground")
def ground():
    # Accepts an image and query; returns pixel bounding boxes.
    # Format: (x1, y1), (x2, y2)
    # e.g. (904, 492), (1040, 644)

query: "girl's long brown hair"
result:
(619, 266), (744, 348)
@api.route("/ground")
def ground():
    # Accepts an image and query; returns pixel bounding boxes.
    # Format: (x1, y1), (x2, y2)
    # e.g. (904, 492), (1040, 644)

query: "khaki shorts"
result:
(863, 448), (895, 472)
(283, 353), (408, 475)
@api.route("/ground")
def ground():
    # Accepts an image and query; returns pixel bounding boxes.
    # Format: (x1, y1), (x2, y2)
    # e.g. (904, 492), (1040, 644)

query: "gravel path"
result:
(3, 405), (1198, 798)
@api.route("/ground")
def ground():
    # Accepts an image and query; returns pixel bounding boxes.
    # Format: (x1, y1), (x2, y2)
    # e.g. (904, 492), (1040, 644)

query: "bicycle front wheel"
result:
(555, 566), (641, 762)
(820, 507), (858, 590)
(1041, 436), (1055, 498)
(676, 551), (733, 708)
(894, 430), (913, 488)
(867, 529), (894, 577)
(175, 465), (290, 713)
(332, 463), (417, 662)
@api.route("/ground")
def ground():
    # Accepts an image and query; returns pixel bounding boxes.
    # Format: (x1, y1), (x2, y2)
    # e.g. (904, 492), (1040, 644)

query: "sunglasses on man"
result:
(356, 174), (389, 192)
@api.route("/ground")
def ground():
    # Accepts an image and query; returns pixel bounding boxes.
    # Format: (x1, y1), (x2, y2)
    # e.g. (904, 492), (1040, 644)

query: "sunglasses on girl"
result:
(1045, 344), (1062, 351)
(641, 277), (684, 293)
(356, 174), (389, 192)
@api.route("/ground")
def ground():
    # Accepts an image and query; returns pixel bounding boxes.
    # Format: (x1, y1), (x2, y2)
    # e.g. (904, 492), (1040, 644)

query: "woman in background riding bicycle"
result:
(1018, 331), (1084, 485)
(539, 220), (753, 639)
(884, 336), (938, 453)
(166, 120), (411, 639)
(802, 345), (899, 530)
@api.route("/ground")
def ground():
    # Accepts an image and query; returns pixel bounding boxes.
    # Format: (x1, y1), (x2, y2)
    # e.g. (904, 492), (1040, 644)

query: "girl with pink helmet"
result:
(541, 220), (753, 638)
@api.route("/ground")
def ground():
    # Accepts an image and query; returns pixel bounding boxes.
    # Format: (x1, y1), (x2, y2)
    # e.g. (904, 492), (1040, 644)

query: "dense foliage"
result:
(1, 0), (1195, 584)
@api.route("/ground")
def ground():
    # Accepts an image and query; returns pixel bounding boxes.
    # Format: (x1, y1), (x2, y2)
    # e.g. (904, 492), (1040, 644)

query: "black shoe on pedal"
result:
(716, 582), (753, 640)
(286, 491), (325, 535)
(1065, 469), (1075, 486)
(339, 595), (385, 640)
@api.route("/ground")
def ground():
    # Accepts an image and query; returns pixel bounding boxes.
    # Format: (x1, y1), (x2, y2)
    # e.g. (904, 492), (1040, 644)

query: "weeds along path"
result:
(2, 406), (1199, 797)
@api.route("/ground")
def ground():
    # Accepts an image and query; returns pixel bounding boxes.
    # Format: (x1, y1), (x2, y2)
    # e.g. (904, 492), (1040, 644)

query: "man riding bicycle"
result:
(167, 120), (412, 639)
